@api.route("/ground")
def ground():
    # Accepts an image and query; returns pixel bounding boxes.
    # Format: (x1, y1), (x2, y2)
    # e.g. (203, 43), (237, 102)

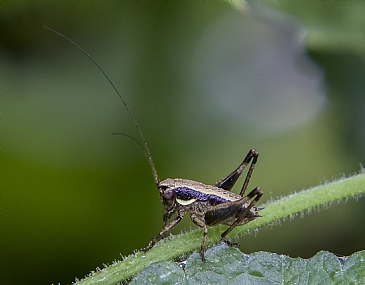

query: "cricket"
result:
(45, 26), (263, 262)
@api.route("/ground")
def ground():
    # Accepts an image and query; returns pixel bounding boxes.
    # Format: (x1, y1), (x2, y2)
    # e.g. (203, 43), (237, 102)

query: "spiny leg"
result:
(215, 149), (259, 192)
(191, 214), (209, 262)
(220, 187), (263, 247)
(142, 213), (184, 253)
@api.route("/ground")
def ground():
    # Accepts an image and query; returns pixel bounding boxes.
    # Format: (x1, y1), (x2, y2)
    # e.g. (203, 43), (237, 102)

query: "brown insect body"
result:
(159, 178), (260, 226)
(45, 26), (263, 262)
(145, 149), (263, 261)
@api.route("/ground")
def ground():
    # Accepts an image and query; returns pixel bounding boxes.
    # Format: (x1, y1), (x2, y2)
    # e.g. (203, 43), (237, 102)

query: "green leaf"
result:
(130, 261), (184, 285)
(131, 245), (365, 285)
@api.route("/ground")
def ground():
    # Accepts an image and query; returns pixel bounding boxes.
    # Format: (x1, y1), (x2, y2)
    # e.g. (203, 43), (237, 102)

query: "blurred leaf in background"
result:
(2, 1), (365, 284)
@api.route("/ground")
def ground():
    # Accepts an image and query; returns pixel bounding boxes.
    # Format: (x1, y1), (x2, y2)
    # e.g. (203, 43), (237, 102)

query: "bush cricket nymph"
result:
(45, 26), (263, 262)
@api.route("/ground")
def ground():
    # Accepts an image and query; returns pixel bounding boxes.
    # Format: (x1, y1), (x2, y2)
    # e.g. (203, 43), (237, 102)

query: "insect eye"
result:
(158, 185), (167, 191)
(163, 189), (174, 200)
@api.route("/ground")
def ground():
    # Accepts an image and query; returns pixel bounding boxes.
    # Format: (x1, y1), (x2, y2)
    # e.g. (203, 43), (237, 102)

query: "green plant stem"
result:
(75, 173), (365, 285)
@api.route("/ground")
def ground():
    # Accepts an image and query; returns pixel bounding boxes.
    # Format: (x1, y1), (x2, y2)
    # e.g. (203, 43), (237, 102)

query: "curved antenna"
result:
(44, 26), (160, 186)
(112, 132), (148, 158)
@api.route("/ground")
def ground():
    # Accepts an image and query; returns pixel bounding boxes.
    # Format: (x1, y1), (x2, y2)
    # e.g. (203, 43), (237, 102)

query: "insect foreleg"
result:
(215, 149), (259, 193)
(219, 187), (263, 247)
(142, 212), (184, 253)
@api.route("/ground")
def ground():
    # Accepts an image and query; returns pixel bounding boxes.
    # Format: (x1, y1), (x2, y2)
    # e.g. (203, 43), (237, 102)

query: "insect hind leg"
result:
(219, 187), (263, 247)
(239, 150), (259, 196)
(215, 149), (259, 193)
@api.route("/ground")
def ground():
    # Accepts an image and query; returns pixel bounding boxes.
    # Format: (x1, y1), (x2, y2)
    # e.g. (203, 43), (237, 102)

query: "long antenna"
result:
(44, 26), (160, 186)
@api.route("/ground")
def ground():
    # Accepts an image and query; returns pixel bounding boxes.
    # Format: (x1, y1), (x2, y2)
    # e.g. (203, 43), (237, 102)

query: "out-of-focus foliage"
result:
(2, 2), (365, 284)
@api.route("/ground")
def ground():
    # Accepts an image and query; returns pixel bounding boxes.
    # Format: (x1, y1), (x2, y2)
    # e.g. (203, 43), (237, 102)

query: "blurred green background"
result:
(2, 2), (365, 284)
